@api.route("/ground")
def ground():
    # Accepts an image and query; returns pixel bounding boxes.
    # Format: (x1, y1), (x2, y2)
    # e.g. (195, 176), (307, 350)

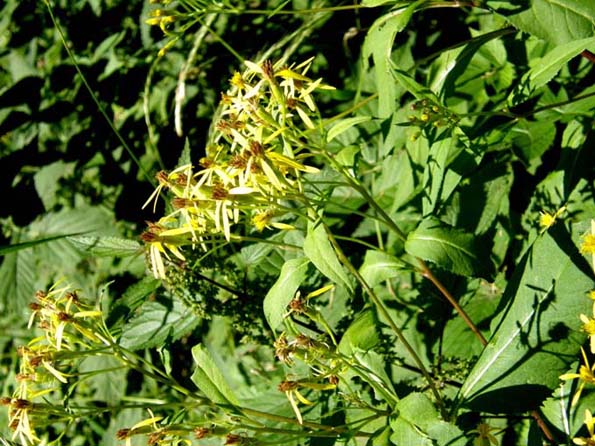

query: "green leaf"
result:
(119, 299), (199, 350)
(113, 276), (161, 314)
(487, 0), (595, 45)
(359, 250), (405, 288)
(510, 119), (556, 167)
(33, 160), (75, 210)
(458, 224), (595, 413)
(338, 309), (380, 355)
(405, 218), (490, 277)
(68, 235), (142, 257)
(0, 243), (35, 312)
(361, 1), (423, 117)
(393, 68), (438, 102)
(509, 37), (595, 105)
(391, 393), (466, 446)
(191, 344), (240, 406)
(304, 222), (354, 293)
(263, 257), (309, 331)
(422, 130), (483, 216)
(326, 116), (372, 142)
(79, 355), (126, 403)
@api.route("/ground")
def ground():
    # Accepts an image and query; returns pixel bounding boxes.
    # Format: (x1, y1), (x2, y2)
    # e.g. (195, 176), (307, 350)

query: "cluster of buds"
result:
(3, 284), (106, 445)
(408, 99), (459, 129)
(142, 58), (333, 279)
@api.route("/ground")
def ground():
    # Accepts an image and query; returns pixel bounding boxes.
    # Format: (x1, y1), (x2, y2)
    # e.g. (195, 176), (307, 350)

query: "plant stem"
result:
(43, 1), (155, 186)
(418, 259), (488, 346)
(321, 221), (448, 419)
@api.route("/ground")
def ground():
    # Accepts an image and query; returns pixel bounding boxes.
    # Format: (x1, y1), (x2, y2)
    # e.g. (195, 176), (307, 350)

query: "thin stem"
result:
(321, 222), (448, 419)
(44, 1), (155, 186)
(418, 259), (487, 346)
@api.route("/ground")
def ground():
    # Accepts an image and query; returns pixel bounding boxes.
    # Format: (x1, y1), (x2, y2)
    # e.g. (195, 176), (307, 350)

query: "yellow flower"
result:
(581, 312), (595, 354)
(471, 422), (499, 446)
(581, 220), (595, 274)
(560, 348), (595, 406)
(573, 410), (595, 446)
(581, 234), (595, 255)
(539, 206), (565, 232)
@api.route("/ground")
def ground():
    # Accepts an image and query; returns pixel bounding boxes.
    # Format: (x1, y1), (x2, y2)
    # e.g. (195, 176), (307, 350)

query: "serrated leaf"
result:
(112, 276), (161, 315)
(0, 244), (35, 313)
(458, 224), (595, 413)
(405, 218), (490, 277)
(304, 222), (354, 293)
(359, 250), (405, 288)
(68, 235), (142, 257)
(119, 299), (199, 350)
(191, 344), (240, 406)
(326, 116), (372, 142)
(263, 257), (309, 331)
(487, 0), (595, 45)
(509, 37), (595, 106)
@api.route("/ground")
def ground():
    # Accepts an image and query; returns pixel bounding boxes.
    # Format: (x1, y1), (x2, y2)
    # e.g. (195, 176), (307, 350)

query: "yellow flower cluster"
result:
(3, 284), (105, 445)
(142, 58), (333, 279)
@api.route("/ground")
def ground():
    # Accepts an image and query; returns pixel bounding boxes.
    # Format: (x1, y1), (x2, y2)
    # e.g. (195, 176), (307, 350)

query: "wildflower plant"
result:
(1, 1), (595, 446)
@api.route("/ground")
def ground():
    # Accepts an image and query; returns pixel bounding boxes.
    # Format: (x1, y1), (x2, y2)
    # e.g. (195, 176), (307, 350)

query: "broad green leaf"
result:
(79, 355), (126, 403)
(304, 222), (354, 293)
(454, 163), (513, 235)
(391, 393), (466, 446)
(405, 218), (490, 278)
(359, 250), (405, 288)
(263, 257), (309, 330)
(487, 0), (595, 45)
(119, 299), (199, 350)
(509, 37), (595, 105)
(361, 1), (423, 117)
(68, 235), (142, 257)
(370, 426), (393, 446)
(338, 309), (380, 355)
(326, 116), (372, 142)
(458, 225), (595, 413)
(191, 344), (240, 406)
(390, 417), (433, 446)
(354, 349), (398, 404)
(510, 119), (556, 168)
(422, 130), (483, 217)
(33, 160), (75, 210)
(0, 243), (35, 312)
(430, 29), (510, 99)
(440, 278), (504, 359)
(110, 276), (161, 319)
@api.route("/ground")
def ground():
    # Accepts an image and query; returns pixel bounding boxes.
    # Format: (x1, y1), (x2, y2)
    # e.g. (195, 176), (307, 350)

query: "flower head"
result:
(560, 348), (595, 406)
(573, 410), (595, 445)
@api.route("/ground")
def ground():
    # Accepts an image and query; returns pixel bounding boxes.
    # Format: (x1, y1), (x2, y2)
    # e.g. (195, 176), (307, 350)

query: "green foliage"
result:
(1, 0), (595, 445)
